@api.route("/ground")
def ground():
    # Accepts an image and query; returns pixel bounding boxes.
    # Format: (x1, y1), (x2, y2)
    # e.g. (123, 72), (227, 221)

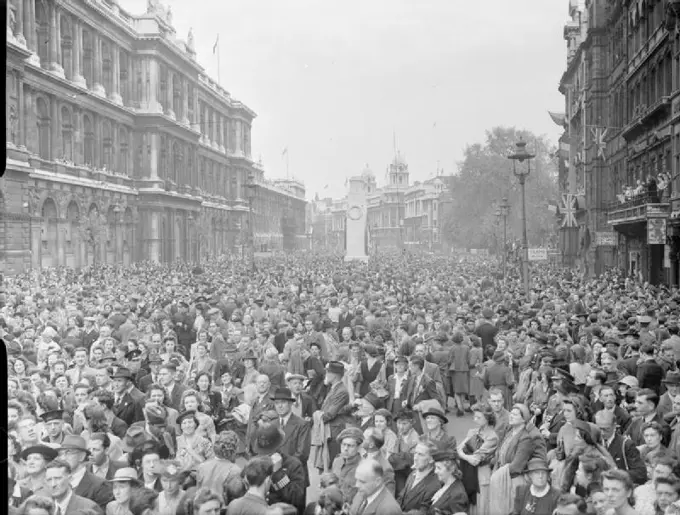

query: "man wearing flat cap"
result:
(317, 361), (354, 462)
(332, 426), (364, 503)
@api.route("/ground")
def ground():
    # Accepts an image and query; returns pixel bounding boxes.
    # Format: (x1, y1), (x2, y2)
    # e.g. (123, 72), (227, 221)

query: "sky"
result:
(121, 0), (568, 199)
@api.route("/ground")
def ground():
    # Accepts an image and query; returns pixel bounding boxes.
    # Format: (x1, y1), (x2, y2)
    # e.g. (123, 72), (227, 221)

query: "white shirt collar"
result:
(365, 486), (384, 507)
(56, 489), (74, 513)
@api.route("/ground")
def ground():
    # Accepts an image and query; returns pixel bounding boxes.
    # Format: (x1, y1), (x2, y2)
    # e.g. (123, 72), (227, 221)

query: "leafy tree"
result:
(442, 127), (558, 250)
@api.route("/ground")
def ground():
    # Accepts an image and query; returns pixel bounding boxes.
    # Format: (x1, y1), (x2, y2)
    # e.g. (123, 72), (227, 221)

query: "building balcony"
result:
(606, 193), (670, 226)
(622, 97), (672, 142)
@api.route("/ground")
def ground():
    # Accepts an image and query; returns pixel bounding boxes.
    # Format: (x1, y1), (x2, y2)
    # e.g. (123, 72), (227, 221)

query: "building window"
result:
(102, 41), (112, 95)
(119, 127), (128, 175)
(102, 120), (113, 171)
(60, 106), (72, 161)
(36, 1), (49, 69)
(83, 115), (94, 165)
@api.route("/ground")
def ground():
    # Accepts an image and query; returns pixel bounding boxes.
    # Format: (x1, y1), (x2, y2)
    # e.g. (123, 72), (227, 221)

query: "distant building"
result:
(4, 0), (305, 274)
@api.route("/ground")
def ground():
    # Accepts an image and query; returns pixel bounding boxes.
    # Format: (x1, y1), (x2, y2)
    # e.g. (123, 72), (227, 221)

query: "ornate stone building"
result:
(3, 0), (306, 275)
(557, 0), (680, 284)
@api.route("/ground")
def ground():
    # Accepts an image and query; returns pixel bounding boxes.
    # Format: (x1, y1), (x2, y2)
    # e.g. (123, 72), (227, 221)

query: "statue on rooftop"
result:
(187, 28), (194, 51)
(147, 0), (159, 14)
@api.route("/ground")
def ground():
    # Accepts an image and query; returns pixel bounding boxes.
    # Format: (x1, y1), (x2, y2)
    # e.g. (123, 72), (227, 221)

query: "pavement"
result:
(305, 411), (477, 502)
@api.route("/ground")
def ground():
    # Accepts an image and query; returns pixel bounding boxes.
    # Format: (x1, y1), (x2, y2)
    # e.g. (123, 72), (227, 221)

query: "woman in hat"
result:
(457, 403), (498, 515)
(241, 350), (260, 389)
(510, 458), (561, 515)
(106, 467), (142, 515)
(425, 450), (469, 515)
(390, 409), (421, 494)
(489, 404), (547, 515)
(422, 407), (457, 454)
(17, 444), (58, 497)
(175, 410), (214, 472)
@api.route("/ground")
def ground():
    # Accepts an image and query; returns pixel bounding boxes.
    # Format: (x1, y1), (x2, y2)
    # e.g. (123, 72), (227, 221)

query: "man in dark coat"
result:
(637, 344), (665, 395)
(625, 388), (670, 446)
(595, 409), (647, 485)
(158, 363), (186, 412)
(137, 354), (163, 393)
(252, 425), (307, 513)
(318, 361), (354, 462)
(111, 368), (145, 427)
(475, 308), (499, 351)
(405, 355), (441, 433)
(272, 387), (311, 487)
(46, 460), (103, 515)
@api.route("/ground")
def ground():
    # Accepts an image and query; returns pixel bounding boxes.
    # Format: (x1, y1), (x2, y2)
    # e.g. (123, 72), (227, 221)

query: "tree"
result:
(442, 127), (558, 250)
(78, 210), (109, 265)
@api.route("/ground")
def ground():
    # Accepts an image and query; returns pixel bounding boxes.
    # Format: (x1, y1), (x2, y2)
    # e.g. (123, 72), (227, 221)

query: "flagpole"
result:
(217, 37), (221, 86)
(286, 151), (290, 179)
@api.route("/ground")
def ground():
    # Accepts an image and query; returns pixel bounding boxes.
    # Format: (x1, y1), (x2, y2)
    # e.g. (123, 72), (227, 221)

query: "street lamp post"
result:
(500, 197), (510, 280)
(246, 171), (257, 272)
(494, 208), (501, 264)
(508, 140), (535, 296)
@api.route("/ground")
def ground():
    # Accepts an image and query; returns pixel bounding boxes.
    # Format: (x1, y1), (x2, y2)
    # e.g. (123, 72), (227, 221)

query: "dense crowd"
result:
(5, 252), (680, 515)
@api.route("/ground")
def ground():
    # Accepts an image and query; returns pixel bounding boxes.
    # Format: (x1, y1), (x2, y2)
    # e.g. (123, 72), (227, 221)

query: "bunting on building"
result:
(561, 193), (577, 228)
(591, 127), (608, 161)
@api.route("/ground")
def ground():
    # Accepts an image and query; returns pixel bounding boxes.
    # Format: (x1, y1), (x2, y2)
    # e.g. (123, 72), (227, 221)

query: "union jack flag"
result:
(561, 193), (577, 228)
(591, 127), (608, 161)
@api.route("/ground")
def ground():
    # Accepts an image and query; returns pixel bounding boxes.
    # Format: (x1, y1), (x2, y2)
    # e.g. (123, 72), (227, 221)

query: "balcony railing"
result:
(607, 192), (670, 225)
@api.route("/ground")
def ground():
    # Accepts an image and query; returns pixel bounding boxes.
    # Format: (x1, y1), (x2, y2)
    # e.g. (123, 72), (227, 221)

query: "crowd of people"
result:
(5, 251), (680, 515)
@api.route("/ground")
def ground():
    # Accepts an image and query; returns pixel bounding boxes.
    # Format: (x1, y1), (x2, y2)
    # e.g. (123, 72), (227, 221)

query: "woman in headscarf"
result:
(488, 403), (547, 515)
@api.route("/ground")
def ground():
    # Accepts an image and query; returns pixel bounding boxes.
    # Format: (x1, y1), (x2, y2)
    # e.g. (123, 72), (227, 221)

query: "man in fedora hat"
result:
(272, 387), (311, 481)
(56, 434), (113, 509)
(137, 353), (163, 393)
(513, 458), (561, 514)
(111, 367), (145, 427)
(659, 371), (680, 418)
(252, 424), (306, 513)
(45, 459), (103, 515)
(316, 361), (354, 462)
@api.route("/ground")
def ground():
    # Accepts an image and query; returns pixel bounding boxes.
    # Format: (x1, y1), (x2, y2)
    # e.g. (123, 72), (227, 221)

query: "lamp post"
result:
(494, 208), (501, 263)
(508, 140), (535, 296)
(500, 196), (510, 280)
(246, 171), (257, 272)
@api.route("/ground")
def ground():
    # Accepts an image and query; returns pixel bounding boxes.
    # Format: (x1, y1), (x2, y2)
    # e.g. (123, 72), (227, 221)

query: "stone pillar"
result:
(30, 219), (41, 268)
(148, 58), (162, 113)
(166, 73), (175, 120)
(72, 20), (85, 87)
(49, 3), (64, 78)
(92, 34), (105, 97)
(17, 72), (25, 149)
(50, 94), (60, 160)
(181, 78), (189, 125)
(25, 0), (39, 65)
(218, 115), (225, 153)
(235, 119), (243, 155)
(109, 44), (122, 105)
(14, 0), (26, 47)
(115, 218), (123, 263)
(149, 131), (159, 180)
(149, 211), (160, 262)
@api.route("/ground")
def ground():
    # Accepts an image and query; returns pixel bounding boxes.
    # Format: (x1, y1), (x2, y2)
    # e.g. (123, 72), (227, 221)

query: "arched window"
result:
(36, 97), (50, 159)
(83, 115), (94, 166)
(60, 15), (73, 80)
(61, 106), (73, 161)
(119, 127), (128, 175)
(102, 120), (113, 171)
(102, 40), (112, 95)
(35, 1), (49, 68)
(82, 29), (93, 88)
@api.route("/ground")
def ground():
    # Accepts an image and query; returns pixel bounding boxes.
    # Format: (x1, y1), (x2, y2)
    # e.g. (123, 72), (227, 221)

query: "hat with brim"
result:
(394, 409), (415, 422)
(58, 435), (90, 456)
(663, 372), (680, 386)
(21, 444), (58, 462)
(41, 410), (65, 423)
(423, 407), (448, 425)
(336, 427), (364, 445)
(111, 367), (134, 381)
(271, 387), (296, 402)
(285, 373), (306, 383)
(525, 458), (550, 473)
(253, 426), (285, 455)
(108, 467), (141, 486)
(122, 426), (154, 453)
(327, 361), (345, 377)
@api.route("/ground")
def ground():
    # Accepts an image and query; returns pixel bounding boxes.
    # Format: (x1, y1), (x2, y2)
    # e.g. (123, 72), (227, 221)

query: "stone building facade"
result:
(3, 0), (306, 275)
(558, 0), (680, 284)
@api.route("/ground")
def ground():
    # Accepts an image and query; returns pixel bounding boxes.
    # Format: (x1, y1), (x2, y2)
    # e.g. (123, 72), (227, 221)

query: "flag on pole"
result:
(212, 34), (220, 54)
(560, 194), (577, 228)
(282, 147), (288, 157)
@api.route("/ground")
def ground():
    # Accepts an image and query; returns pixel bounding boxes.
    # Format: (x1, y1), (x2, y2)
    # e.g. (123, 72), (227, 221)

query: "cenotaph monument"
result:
(344, 176), (368, 262)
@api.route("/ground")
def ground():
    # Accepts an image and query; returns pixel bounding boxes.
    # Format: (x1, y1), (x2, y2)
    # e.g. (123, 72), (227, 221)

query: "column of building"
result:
(167, 71), (175, 120)
(92, 34), (105, 97)
(235, 119), (243, 156)
(71, 19), (86, 87)
(48, 2), (64, 78)
(181, 78), (189, 125)
(24, 0), (39, 65)
(110, 44), (122, 105)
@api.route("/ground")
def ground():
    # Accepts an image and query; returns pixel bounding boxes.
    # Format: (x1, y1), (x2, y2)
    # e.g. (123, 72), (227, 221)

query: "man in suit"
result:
(86, 433), (126, 480)
(272, 387), (311, 484)
(318, 361), (355, 462)
(398, 440), (440, 513)
(405, 355), (441, 433)
(137, 353), (163, 393)
(158, 363), (186, 412)
(66, 347), (97, 385)
(111, 367), (145, 426)
(595, 385), (631, 433)
(286, 373), (316, 419)
(387, 355), (410, 416)
(658, 371), (680, 418)
(638, 344), (665, 395)
(56, 435), (113, 509)
(596, 409), (647, 485)
(350, 459), (402, 515)
(247, 374), (276, 454)
(91, 390), (128, 439)
(82, 317), (100, 350)
(413, 343), (445, 403)
(337, 304), (354, 340)
(488, 388), (510, 443)
(625, 388), (670, 447)
(45, 459), (103, 515)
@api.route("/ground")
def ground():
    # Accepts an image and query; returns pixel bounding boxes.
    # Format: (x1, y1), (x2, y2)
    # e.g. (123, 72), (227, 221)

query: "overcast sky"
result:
(121, 0), (567, 199)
